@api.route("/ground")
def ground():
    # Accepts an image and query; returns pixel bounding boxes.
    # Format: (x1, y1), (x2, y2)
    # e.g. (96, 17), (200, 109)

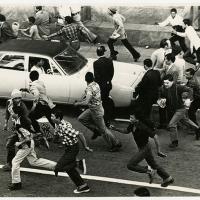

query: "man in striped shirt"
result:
(43, 16), (82, 50)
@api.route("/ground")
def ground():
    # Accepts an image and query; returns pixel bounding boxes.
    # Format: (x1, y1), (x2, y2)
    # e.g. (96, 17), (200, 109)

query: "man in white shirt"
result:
(107, 7), (140, 61)
(173, 45), (186, 83)
(31, 59), (45, 74)
(157, 8), (187, 52)
(28, 71), (56, 134)
(151, 38), (172, 77)
(172, 18), (200, 70)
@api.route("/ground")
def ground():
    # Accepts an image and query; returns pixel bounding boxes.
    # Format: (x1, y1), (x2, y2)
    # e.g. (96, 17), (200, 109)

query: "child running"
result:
(51, 110), (92, 194)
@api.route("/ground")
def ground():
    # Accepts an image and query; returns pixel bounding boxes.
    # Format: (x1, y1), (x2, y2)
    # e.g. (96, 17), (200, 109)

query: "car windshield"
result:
(54, 47), (88, 75)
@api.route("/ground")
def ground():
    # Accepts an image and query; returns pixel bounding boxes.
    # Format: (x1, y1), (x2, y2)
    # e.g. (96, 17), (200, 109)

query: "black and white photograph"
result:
(0, 0), (200, 197)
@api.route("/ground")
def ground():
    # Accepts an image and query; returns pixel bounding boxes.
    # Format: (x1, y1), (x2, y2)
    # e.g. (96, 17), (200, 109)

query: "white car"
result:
(0, 40), (145, 107)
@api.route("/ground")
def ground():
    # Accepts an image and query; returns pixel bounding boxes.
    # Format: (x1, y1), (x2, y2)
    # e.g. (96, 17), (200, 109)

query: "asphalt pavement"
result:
(79, 42), (155, 65)
(1, 42), (200, 197)
(79, 42), (195, 71)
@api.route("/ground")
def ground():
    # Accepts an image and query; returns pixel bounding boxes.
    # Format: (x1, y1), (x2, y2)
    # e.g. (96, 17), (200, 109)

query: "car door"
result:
(66, 73), (87, 104)
(25, 56), (69, 104)
(67, 72), (87, 103)
(0, 53), (27, 98)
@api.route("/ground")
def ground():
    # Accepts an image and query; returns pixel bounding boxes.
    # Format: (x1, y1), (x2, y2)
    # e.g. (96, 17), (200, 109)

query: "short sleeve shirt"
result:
(54, 120), (79, 146)
(85, 82), (101, 108)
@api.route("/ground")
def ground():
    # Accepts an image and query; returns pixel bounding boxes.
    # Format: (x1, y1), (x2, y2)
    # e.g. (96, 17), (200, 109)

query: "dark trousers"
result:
(170, 34), (187, 53)
(188, 98), (200, 125)
(107, 38), (140, 59)
(135, 97), (157, 119)
(100, 83), (114, 124)
(159, 107), (174, 126)
(55, 143), (85, 187)
(183, 49), (196, 65)
(183, 48), (200, 65)
(127, 143), (170, 180)
(6, 133), (18, 165)
(7, 147), (15, 165)
(195, 47), (200, 63)
(29, 102), (55, 133)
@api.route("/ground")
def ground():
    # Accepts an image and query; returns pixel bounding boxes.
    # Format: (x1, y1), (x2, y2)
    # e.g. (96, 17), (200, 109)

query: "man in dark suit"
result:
(93, 46), (114, 127)
(133, 59), (162, 119)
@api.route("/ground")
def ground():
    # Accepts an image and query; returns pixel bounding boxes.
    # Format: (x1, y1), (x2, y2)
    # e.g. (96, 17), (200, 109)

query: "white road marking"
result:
(0, 165), (200, 194)
(115, 118), (130, 122)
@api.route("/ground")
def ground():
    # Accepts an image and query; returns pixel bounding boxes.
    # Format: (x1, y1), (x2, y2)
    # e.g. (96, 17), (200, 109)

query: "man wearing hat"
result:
(107, 7), (140, 61)
(93, 45), (114, 128)
(2, 89), (32, 171)
(70, 6), (98, 44)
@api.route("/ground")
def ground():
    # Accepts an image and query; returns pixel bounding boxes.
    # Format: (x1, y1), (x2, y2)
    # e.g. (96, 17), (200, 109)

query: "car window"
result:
(0, 54), (25, 71)
(54, 47), (87, 75)
(50, 62), (61, 75)
(28, 57), (53, 74)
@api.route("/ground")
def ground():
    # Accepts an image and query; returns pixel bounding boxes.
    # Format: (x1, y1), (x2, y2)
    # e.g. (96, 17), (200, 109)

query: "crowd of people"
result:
(0, 5), (200, 196)
(0, 6), (98, 48)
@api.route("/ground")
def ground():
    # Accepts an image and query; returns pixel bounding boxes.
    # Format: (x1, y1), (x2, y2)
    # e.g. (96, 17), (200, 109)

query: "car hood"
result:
(82, 58), (145, 88)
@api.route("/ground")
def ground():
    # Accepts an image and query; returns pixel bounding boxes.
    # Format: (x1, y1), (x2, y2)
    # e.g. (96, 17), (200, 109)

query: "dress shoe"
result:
(91, 130), (101, 140)
(2, 163), (11, 171)
(161, 176), (174, 187)
(109, 143), (122, 152)
(195, 128), (200, 140)
(134, 54), (141, 62)
(168, 142), (178, 148)
(54, 170), (58, 177)
(8, 182), (22, 190)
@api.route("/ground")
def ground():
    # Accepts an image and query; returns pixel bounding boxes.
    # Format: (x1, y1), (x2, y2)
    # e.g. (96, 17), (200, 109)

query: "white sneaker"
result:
(73, 185), (90, 194)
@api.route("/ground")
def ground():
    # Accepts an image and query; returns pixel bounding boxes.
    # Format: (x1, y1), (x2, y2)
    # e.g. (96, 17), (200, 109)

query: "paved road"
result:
(0, 99), (200, 196)
(0, 44), (200, 196)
